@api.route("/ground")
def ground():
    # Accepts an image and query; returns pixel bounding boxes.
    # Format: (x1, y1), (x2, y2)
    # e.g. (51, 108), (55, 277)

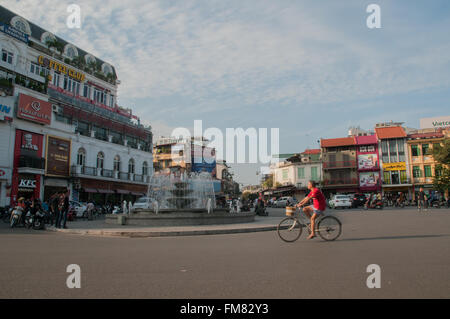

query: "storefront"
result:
(43, 135), (71, 201)
(75, 178), (146, 204)
(10, 129), (44, 204)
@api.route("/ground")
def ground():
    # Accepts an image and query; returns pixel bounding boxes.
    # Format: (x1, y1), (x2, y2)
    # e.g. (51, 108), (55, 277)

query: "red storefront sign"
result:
(10, 130), (44, 204)
(17, 93), (51, 125)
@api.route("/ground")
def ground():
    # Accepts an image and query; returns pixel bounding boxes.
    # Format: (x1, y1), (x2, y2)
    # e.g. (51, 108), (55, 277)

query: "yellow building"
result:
(407, 129), (445, 198)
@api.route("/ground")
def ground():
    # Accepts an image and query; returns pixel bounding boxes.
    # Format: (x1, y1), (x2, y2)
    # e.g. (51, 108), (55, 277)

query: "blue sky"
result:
(5, 0), (450, 185)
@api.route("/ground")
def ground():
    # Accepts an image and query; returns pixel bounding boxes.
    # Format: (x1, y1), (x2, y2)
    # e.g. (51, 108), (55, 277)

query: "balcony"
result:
(71, 165), (149, 184)
(412, 177), (433, 184)
(322, 178), (358, 187)
(18, 155), (45, 174)
(323, 161), (356, 169)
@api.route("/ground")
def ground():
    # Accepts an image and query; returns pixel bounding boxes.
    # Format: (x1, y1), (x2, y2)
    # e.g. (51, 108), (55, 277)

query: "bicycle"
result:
(277, 206), (342, 242)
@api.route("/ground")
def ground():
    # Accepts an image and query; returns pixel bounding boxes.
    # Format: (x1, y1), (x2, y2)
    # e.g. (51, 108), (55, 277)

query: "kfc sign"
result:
(19, 179), (36, 188)
(17, 94), (51, 125)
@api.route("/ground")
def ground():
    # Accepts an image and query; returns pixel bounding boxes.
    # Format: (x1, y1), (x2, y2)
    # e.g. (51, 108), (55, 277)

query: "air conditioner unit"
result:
(52, 104), (61, 113)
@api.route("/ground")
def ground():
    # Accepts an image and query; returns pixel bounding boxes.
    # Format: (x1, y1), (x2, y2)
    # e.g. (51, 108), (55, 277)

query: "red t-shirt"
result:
(307, 188), (326, 211)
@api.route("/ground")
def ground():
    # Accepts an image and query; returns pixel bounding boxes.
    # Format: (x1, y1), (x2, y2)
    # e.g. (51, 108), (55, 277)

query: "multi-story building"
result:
(270, 149), (322, 200)
(375, 125), (412, 197)
(153, 137), (216, 176)
(320, 137), (358, 196)
(355, 135), (381, 193)
(0, 5), (153, 206)
(407, 128), (446, 198)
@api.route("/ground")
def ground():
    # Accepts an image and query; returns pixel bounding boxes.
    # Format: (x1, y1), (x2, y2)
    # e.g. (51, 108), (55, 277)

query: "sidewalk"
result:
(46, 216), (282, 238)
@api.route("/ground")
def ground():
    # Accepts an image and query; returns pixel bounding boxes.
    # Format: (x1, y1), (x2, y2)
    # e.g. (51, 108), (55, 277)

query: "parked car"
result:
(274, 196), (296, 208)
(329, 195), (352, 209)
(351, 193), (368, 208)
(69, 201), (87, 218)
(131, 197), (154, 211)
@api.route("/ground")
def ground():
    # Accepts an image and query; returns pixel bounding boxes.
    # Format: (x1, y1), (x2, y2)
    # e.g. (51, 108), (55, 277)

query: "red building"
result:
(355, 135), (381, 193)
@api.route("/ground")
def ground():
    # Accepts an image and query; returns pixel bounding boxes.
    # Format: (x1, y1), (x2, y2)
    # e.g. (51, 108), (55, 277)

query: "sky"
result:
(3, 0), (450, 185)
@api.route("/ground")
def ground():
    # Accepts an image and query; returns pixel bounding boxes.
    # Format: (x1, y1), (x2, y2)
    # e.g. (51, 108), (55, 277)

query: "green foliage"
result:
(433, 138), (450, 192)
(262, 175), (273, 189)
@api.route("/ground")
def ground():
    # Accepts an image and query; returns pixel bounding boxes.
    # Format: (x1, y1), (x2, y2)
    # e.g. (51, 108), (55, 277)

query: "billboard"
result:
(420, 116), (450, 129)
(17, 94), (52, 125)
(45, 136), (71, 177)
(0, 96), (15, 121)
(358, 154), (378, 169)
(359, 172), (380, 188)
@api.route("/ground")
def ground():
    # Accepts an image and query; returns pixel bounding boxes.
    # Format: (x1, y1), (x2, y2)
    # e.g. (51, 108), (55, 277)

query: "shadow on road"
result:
(340, 234), (449, 242)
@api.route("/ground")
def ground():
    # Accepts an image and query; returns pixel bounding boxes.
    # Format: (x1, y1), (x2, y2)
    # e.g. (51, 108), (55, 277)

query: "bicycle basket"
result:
(285, 206), (296, 216)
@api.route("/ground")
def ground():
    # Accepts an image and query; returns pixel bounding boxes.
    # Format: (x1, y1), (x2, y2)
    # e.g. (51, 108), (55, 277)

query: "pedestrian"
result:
(418, 187), (427, 212)
(56, 189), (70, 229)
(86, 201), (94, 220)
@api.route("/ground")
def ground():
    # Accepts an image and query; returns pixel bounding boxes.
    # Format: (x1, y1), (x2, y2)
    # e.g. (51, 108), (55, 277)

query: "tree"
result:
(432, 138), (450, 196)
(262, 174), (273, 189)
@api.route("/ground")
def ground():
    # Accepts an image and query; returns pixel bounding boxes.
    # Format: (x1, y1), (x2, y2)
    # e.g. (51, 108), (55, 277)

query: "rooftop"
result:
(355, 135), (378, 145)
(321, 137), (356, 148)
(375, 126), (407, 140)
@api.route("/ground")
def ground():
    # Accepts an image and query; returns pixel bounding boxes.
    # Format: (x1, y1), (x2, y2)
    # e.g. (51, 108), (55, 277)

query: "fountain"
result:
(105, 171), (255, 226)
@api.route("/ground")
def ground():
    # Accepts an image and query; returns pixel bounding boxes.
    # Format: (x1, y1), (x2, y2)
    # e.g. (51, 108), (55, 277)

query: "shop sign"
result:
(46, 136), (71, 176)
(0, 96), (14, 121)
(359, 172), (380, 187)
(19, 179), (36, 188)
(0, 22), (29, 43)
(383, 162), (406, 171)
(420, 116), (450, 129)
(38, 56), (85, 82)
(17, 94), (51, 125)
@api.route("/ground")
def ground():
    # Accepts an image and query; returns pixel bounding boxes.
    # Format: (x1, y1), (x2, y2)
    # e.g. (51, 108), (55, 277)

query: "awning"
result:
(44, 178), (69, 187)
(116, 189), (130, 194)
(97, 189), (115, 194)
(131, 191), (145, 196)
(83, 188), (98, 193)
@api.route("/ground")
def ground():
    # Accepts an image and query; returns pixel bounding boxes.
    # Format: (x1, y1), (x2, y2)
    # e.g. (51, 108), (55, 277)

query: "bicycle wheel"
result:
(316, 216), (342, 241)
(277, 217), (303, 242)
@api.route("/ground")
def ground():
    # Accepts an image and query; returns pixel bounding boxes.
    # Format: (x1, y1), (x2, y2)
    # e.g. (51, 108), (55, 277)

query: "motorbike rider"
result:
(397, 192), (405, 206)
(11, 197), (26, 223)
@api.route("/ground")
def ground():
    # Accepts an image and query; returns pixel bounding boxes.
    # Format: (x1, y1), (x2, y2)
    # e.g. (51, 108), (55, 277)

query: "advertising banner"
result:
(420, 116), (450, 129)
(46, 136), (71, 176)
(358, 154), (378, 169)
(0, 96), (15, 121)
(17, 94), (51, 125)
(359, 172), (380, 188)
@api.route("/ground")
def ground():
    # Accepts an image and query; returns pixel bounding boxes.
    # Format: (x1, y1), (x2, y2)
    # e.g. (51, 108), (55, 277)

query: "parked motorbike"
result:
(1, 207), (11, 223)
(364, 199), (384, 210)
(10, 206), (24, 228)
(24, 210), (46, 230)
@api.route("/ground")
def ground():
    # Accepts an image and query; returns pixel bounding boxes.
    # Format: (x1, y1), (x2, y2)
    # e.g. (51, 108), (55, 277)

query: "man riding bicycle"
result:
(296, 180), (327, 240)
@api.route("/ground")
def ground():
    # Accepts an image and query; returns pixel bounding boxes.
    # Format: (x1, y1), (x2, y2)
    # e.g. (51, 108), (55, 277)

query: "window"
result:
(30, 62), (41, 75)
(109, 94), (114, 108)
(128, 159), (135, 174)
(53, 72), (60, 87)
(435, 166), (442, 177)
(113, 155), (121, 171)
(2, 49), (13, 64)
(422, 144), (431, 156)
(367, 146), (375, 152)
(96, 152), (104, 169)
(424, 165), (432, 177)
(297, 167), (305, 179)
(142, 162), (149, 176)
(282, 169), (288, 180)
(66, 47), (76, 59)
(397, 140), (405, 162)
(411, 145), (420, 157)
(93, 88), (106, 104)
(389, 140), (398, 162)
(14, 20), (27, 33)
(83, 85), (91, 98)
(383, 171), (391, 184)
(77, 148), (86, 166)
(360, 146), (367, 152)
(400, 170), (407, 183)
(311, 167), (319, 181)
(413, 166), (422, 178)
(381, 140), (389, 163)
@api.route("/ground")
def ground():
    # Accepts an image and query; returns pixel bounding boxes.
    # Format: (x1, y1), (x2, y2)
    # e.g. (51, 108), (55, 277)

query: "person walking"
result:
(56, 189), (70, 229)
(418, 187), (427, 212)
(86, 201), (94, 220)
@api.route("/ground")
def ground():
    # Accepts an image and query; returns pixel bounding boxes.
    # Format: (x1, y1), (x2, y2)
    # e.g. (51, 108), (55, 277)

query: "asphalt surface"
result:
(0, 207), (449, 298)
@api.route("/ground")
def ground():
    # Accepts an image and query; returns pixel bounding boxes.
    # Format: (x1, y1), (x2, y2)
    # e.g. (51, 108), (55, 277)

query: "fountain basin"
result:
(105, 209), (256, 227)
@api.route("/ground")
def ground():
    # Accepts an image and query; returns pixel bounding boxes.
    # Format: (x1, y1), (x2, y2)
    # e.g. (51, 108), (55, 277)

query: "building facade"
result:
(321, 137), (358, 196)
(407, 129), (445, 199)
(355, 135), (381, 193)
(375, 125), (412, 197)
(0, 5), (153, 206)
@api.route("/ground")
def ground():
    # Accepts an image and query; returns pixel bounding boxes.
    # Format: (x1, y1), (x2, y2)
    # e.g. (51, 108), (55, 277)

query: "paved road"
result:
(1, 208), (449, 298)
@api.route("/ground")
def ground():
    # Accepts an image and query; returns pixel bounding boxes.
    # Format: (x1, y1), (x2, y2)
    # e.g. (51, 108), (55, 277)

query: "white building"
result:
(0, 5), (153, 206)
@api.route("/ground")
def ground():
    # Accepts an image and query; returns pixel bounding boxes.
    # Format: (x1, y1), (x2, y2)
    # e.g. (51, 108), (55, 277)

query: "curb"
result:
(46, 225), (279, 238)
